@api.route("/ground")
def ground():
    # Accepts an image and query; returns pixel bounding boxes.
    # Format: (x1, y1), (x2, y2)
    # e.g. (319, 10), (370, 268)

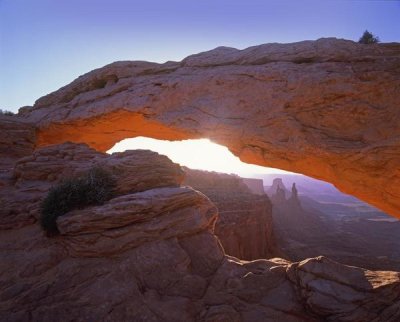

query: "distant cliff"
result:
(269, 176), (400, 271)
(2, 117), (400, 321)
(241, 178), (265, 195)
(266, 178), (289, 198)
(183, 167), (278, 260)
(270, 179), (322, 236)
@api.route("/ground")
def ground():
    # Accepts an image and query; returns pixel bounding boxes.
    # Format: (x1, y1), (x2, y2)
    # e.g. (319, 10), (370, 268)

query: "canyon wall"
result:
(241, 178), (265, 195)
(17, 38), (400, 217)
(183, 168), (277, 260)
(1, 130), (400, 321)
(269, 177), (400, 271)
(0, 116), (36, 169)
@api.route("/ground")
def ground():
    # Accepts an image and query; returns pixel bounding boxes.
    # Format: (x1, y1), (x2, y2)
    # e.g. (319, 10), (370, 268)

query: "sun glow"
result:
(107, 137), (292, 176)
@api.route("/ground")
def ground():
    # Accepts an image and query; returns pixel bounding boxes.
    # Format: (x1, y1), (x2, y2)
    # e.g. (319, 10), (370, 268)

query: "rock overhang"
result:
(16, 37), (400, 217)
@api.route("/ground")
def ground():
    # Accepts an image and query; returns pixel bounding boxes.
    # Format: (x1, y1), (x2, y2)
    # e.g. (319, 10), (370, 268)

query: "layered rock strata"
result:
(183, 168), (276, 260)
(241, 178), (265, 195)
(0, 116), (36, 169)
(15, 38), (400, 217)
(1, 139), (400, 321)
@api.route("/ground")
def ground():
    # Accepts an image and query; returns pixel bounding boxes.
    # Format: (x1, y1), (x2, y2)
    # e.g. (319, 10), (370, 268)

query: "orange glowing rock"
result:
(17, 38), (400, 217)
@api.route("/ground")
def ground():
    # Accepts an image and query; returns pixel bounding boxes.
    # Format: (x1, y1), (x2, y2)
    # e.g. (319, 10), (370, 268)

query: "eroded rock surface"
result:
(1, 142), (400, 321)
(0, 142), (183, 230)
(269, 176), (400, 271)
(241, 178), (265, 195)
(287, 256), (400, 322)
(18, 38), (400, 217)
(183, 167), (277, 260)
(0, 116), (36, 169)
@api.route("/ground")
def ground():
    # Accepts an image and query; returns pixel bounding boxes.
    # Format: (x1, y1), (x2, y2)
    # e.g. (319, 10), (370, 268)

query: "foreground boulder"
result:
(0, 142), (183, 230)
(1, 141), (400, 321)
(17, 39), (400, 217)
(287, 257), (400, 321)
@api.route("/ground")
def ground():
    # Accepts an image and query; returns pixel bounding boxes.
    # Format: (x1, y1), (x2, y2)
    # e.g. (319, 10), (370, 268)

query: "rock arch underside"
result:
(21, 38), (400, 217)
(3, 38), (400, 322)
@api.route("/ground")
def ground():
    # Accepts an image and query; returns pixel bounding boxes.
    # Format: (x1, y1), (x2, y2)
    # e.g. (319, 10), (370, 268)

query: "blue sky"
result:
(1, 0), (399, 111)
(1, 0), (399, 177)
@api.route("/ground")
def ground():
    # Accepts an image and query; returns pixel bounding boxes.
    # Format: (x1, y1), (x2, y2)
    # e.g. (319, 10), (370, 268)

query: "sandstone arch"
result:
(21, 38), (400, 217)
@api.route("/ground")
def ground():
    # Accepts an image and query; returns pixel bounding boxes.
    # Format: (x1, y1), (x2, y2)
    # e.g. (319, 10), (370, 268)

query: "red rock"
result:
(1, 143), (183, 230)
(183, 168), (277, 260)
(0, 116), (35, 162)
(18, 39), (400, 217)
(266, 178), (289, 198)
(0, 142), (400, 321)
(103, 149), (184, 194)
(57, 187), (218, 257)
(287, 256), (400, 321)
(241, 178), (265, 195)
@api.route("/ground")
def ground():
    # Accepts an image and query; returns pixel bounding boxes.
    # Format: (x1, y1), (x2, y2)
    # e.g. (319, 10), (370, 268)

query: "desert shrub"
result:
(0, 109), (15, 116)
(358, 30), (380, 44)
(40, 166), (116, 235)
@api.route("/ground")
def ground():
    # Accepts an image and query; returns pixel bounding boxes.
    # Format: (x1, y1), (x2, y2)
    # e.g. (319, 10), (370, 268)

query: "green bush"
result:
(40, 166), (116, 235)
(358, 30), (380, 44)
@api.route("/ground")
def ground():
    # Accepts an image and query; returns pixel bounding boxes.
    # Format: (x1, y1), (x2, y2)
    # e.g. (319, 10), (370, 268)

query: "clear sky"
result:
(1, 0), (399, 175)
(1, 0), (399, 111)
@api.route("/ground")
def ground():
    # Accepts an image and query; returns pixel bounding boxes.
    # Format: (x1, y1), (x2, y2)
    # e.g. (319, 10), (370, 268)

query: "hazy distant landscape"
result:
(261, 174), (400, 271)
(2, 1), (400, 320)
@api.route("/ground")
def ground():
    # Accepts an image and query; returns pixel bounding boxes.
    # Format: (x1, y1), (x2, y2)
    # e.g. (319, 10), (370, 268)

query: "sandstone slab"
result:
(18, 38), (400, 217)
(0, 142), (400, 321)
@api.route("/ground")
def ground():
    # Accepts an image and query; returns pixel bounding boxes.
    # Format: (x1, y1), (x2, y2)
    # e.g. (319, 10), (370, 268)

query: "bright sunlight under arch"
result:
(107, 137), (294, 177)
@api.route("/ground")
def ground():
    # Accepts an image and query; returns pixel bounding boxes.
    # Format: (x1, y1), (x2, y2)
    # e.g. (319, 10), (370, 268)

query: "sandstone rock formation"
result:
(287, 256), (400, 322)
(241, 178), (265, 195)
(268, 176), (400, 271)
(1, 137), (400, 321)
(268, 178), (303, 207)
(269, 178), (336, 261)
(16, 38), (400, 217)
(182, 168), (277, 260)
(266, 178), (289, 198)
(1, 140), (184, 230)
(0, 116), (36, 169)
(288, 183), (302, 208)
